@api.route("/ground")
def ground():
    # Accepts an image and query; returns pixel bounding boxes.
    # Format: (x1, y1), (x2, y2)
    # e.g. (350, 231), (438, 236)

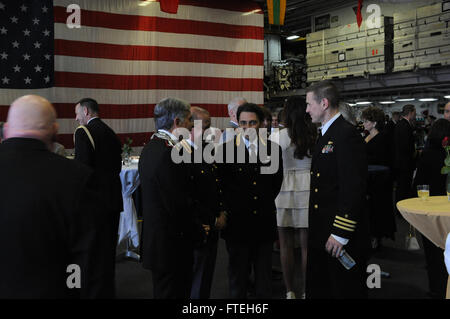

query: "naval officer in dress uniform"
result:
(305, 81), (369, 299)
(138, 98), (206, 299)
(188, 106), (228, 299)
(217, 103), (283, 299)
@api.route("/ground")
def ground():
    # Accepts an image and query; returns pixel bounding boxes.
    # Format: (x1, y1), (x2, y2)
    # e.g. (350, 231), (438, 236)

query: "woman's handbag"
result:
(405, 224), (420, 251)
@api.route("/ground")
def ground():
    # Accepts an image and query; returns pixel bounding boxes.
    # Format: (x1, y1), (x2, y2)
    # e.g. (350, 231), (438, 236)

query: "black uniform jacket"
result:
(217, 134), (283, 244)
(138, 135), (204, 271)
(74, 118), (123, 215)
(309, 115), (369, 253)
(182, 140), (227, 242)
(0, 138), (101, 298)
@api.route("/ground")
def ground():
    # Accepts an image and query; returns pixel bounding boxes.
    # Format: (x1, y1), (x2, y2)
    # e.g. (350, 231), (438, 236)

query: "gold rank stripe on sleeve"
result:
(333, 219), (356, 231)
(333, 223), (355, 232)
(335, 215), (357, 225)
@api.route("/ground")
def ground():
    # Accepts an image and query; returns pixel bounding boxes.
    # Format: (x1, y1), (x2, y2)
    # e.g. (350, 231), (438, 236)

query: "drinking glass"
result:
(417, 185), (429, 200)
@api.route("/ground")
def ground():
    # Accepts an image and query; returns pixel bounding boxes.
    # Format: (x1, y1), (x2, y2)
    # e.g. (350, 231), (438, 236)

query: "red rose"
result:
(443, 136), (449, 148)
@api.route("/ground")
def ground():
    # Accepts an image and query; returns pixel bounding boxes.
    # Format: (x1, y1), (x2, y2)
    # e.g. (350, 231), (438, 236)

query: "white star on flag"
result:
(44, 76), (50, 83)
(0, 0), (55, 89)
(2, 77), (9, 84)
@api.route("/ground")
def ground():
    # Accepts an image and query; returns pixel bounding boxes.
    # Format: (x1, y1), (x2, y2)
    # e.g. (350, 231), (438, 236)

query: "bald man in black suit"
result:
(0, 95), (101, 298)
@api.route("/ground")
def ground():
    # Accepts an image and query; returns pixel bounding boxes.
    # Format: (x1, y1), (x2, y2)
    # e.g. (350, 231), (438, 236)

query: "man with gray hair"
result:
(139, 97), (206, 298)
(0, 95), (102, 298)
(220, 97), (247, 143)
(227, 97), (247, 129)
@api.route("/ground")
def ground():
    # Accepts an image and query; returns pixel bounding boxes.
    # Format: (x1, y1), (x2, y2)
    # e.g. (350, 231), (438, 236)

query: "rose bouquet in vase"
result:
(122, 137), (133, 165)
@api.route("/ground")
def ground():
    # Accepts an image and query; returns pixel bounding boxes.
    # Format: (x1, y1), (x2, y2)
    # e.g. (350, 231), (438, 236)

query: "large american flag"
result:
(0, 0), (264, 151)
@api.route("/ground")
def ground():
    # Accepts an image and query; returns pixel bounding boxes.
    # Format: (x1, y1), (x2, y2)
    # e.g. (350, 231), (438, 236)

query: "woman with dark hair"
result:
(361, 106), (396, 250)
(361, 106), (389, 166)
(269, 96), (317, 299)
(414, 119), (450, 299)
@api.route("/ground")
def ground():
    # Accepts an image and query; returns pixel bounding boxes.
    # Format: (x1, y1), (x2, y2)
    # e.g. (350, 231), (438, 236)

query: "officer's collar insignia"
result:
(179, 139), (192, 154)
(152, 130), (178, 147)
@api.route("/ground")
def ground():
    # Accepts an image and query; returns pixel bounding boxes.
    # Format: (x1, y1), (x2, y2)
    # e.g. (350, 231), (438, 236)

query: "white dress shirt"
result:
(445, 233), (450, 275)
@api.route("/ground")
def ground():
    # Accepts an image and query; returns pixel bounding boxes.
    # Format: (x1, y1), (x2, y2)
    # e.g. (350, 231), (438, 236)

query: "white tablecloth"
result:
(446, 233), (450, 276)
(118, 162), (140, 248)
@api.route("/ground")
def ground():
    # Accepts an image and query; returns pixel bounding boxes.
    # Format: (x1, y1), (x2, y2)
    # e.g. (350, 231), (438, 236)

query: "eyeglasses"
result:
(239, 120), (259, 126)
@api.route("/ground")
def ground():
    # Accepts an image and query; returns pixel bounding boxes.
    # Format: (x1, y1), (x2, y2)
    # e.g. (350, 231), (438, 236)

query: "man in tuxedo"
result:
(74, 98), (123, 298)
(393, 104), (416, 205)
(305, 80), (369, 299)
(217, 103), (283, 298)
(384, 111), (400, 167)
(0, 95), (101, 298)
(188, 106), (227, 299)
(139, 98), (206, 298)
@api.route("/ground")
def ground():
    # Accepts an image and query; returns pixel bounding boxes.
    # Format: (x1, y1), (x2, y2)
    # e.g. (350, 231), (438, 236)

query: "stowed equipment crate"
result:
(393, 3), (450, 72)
(306, 17), (393, 82)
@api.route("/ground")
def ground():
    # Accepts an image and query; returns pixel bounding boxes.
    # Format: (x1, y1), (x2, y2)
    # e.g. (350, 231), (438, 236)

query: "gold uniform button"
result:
(314, 204), (318, 209)
(219, 202), (223, 206)
(254, 196), (258, 200)
(253, 181), (257, 185)
(311, 171), (313, 175)
(314, 188), (318, 192)
(253, 210), (257, 214)
(219, 190), (223, 193)
(344, 214), (349, 218)
(316, 173), (320, 177)
(201, 170), (204, 174)
(239, 168), (242, 171)
(216, 178), (219, 182)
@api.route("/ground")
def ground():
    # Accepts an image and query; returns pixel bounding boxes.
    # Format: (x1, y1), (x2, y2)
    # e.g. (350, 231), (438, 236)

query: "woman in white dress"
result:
(269, 96), (317, 299)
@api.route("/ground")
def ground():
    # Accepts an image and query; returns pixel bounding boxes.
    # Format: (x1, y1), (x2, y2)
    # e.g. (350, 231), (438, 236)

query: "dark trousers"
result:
(422, 235), (448, 299)
(225, 240), (273, 299)
(306, 247), (368, 299)
(190, 237), (219, 299)
(92, 211), (120, 298)
(152, 242), (193, 299)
